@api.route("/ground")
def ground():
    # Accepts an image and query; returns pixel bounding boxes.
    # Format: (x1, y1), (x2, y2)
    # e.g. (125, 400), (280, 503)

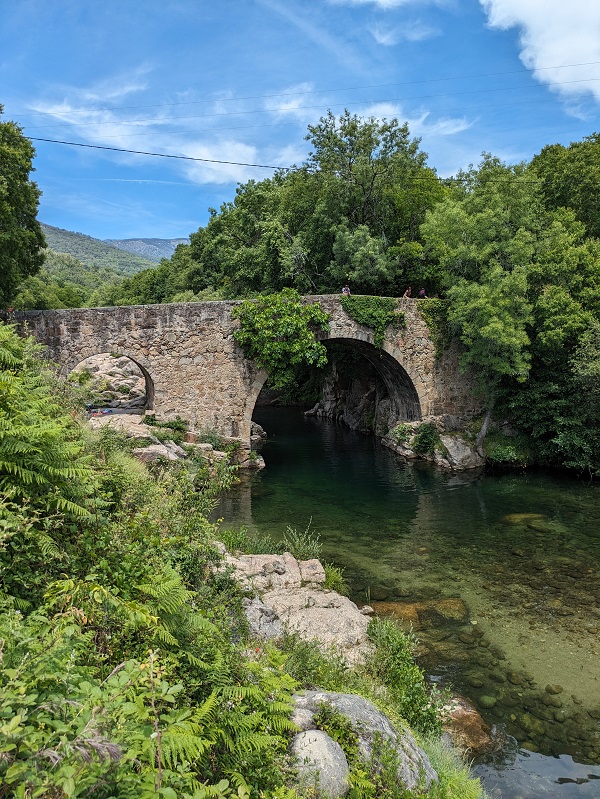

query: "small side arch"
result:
(67, 351), (156, 411)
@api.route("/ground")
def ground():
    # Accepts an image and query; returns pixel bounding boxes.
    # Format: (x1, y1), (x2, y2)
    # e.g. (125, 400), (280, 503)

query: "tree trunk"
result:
(476, 406), (493, 455)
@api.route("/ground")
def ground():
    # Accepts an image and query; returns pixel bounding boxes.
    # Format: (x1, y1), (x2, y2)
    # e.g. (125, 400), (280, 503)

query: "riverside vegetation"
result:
(0, 322), (484, 798)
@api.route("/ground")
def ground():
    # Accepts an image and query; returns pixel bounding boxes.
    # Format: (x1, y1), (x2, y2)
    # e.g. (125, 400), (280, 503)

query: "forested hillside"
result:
(104, 236), (189, 262)
(41, 224), (158, 275)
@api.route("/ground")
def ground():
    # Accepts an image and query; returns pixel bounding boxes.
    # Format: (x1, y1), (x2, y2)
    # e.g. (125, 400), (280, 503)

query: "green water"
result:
(217, 407), (600, 798)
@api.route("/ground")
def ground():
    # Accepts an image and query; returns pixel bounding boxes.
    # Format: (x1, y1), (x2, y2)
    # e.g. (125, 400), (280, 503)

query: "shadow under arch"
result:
(244, 335), (422, 450)
(68, 351), (155, 411)
(324, 337), (422, 423)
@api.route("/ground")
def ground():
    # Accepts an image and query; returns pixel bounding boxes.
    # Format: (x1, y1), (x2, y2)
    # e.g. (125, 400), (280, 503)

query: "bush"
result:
(412, 422), (441, 455)
(366, 617), (444, 737)
(280, 519), (322, 560)
(323, 562), (349, 595)
(390, 423), (412, 444)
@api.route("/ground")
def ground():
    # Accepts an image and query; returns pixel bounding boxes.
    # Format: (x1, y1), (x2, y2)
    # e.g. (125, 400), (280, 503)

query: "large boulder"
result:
(292, 691), (438, 794)
(224, 553), (372, 664)
(224, 552), (326, 593)
(291, 730), (350, 798)
(262, 587), (372, 665)
(438, 435), (485, 470)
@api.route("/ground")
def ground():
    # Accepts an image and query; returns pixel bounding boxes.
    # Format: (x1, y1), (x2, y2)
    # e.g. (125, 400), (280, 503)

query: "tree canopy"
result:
(0, 108), (45, 306)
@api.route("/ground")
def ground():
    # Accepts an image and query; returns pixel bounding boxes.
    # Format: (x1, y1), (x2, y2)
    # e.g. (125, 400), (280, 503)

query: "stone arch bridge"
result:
(13, 296), (477, 451)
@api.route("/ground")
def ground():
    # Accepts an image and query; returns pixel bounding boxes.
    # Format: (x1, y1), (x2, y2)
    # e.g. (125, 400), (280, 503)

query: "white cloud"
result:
(480, 0), (600, 105)
(263, 82), (318, 124)
(353, 101), (475, 137)
(369, 20), (439, 44)
(28, 79), (279, 185)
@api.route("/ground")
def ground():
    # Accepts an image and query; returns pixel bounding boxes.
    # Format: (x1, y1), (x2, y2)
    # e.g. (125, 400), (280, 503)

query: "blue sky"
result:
(2, 0), (600, 241)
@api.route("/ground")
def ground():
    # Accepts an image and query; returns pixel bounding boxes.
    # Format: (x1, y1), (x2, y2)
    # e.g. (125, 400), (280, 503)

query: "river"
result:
(216, 407), (600, 798)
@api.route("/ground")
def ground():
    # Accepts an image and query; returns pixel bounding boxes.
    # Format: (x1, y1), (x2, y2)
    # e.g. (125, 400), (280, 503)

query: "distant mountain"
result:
(41, 224), (158, 276)
(103, 237), (189, 262)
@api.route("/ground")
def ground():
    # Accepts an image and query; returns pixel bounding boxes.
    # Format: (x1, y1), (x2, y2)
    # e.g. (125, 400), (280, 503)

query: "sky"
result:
(1, 0), (600, 241)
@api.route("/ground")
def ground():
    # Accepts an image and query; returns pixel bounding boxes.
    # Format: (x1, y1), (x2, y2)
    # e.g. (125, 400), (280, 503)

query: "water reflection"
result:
(215, 408), (600, 797)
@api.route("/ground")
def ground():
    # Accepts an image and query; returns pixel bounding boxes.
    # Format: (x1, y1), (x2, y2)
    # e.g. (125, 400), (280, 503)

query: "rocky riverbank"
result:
(219, 547), (491, 796)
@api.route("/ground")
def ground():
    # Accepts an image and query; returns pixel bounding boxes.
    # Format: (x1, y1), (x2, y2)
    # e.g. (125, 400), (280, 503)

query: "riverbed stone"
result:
(442, 695), (495, 757)
(291, 730), (350, 798)
(371, 597), (469, 630)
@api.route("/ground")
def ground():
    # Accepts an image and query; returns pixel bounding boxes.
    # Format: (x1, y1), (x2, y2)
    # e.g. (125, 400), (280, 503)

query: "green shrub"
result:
(412, 422), (441, 455)
(219, 525), (275, 555)
(366, 617), (444, 737)
(323, 562), (349, 595)
(390, 423), (412, 444)
(280, 519), (322, 560)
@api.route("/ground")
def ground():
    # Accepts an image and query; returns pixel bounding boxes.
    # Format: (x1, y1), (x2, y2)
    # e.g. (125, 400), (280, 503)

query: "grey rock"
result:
(131, 444), (180, 463)
(439, 435), (485, 470)
(242, 597), (283, 639)
(291, 730), (350, 798)
(294, 691), (437, 793)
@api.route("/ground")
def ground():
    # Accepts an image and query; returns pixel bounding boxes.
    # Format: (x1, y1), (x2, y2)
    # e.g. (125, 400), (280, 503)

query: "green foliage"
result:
(0, 324), (97, 517)
(232, 289), (329, 390)
(422, 738), (486, 799)
(340, 295), (405, 347)
(366, 617), (443, 737)
(483, 432), (531, 467)
(314, 701), (361, 766)
(323, 563), (349, 595)
(390, 423), (412, 444)
(280, 519), (322, 560)
(218, 526), (275, 556)
(531, 132), (600, 238)
(418, 298), (452, 354)
(411, 423), (441, 456)
(0, 107), (45, 305)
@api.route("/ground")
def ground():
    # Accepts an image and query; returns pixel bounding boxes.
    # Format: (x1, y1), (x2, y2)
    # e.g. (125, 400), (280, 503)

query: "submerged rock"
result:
(442, 695), (495, 757)
(371, 597), (469, 630)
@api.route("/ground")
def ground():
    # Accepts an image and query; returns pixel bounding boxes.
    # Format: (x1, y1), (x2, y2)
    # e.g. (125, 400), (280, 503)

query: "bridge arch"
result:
(66, 350), (156, 410)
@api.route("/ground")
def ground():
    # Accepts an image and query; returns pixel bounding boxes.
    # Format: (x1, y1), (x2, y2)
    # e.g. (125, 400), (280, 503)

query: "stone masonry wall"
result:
(13, 297), (480, 449)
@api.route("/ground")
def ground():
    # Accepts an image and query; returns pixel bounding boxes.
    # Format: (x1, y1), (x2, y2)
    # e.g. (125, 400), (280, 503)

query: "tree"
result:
(0, 107), (45, 305)
(531, 133), (600, 238)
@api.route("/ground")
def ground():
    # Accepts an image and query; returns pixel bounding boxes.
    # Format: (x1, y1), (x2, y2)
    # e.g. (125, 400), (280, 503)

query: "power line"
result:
(14, 59), (600, 118)
(29, 136), (552, 184)
(28, 138), (285, 169)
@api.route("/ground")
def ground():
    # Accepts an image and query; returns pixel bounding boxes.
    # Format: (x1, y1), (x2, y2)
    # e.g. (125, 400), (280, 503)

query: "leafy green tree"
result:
(531, 133), (600, 238)
(0, 107), (45, 305)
